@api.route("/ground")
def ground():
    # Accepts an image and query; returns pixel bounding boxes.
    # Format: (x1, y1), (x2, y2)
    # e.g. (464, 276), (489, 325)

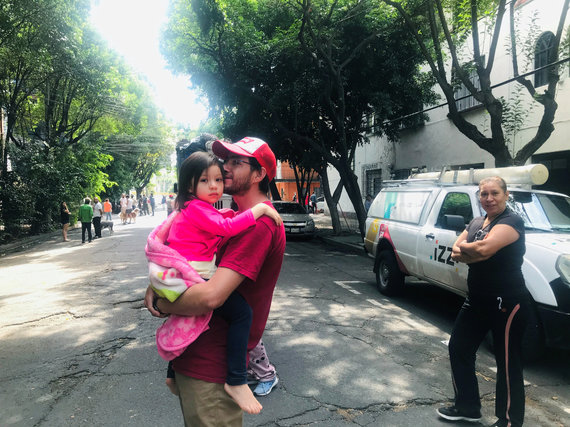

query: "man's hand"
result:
(144, 286), (168, 318)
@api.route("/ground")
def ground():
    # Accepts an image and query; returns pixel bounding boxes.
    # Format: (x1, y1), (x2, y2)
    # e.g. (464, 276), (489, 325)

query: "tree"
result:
(383, 0), (570, 166)
(162, 0), (434, 235)
(0, 0), (172, 238)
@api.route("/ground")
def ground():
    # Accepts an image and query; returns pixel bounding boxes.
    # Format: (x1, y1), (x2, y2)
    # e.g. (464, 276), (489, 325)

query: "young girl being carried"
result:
(145, 151), (281, 414)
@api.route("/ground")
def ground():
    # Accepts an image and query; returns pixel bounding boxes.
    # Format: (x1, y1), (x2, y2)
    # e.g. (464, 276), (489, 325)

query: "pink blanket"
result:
(145, 214), (212, 361)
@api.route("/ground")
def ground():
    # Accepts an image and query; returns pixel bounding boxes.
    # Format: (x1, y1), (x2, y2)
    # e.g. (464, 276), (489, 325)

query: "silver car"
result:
(273, 201), (315, 237)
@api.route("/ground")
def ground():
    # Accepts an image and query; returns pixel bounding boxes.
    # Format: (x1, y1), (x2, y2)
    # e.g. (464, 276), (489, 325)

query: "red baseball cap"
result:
(212, 137), (276, 181)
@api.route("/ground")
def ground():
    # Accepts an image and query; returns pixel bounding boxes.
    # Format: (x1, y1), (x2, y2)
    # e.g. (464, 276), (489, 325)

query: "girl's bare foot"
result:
(224, 383), (262, 414)
(165, 377), (179, 396)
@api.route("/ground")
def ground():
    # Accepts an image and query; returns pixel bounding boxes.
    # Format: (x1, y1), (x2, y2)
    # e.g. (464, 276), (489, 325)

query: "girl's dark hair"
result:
(176, 151), (223, 210)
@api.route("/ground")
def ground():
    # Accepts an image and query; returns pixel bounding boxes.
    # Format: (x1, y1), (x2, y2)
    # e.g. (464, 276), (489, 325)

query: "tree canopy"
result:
(162, 0), (435, 235)
(383, 0), (570, 166)
(0, 0), (173, 239)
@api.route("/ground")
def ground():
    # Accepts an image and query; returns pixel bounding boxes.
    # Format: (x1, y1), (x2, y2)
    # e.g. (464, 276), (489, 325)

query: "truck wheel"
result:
(376, 250), (404, 296)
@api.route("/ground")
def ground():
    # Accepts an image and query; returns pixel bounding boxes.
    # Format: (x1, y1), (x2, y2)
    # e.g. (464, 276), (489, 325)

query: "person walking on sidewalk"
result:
(78, 198), (93, 244)
(103, 198), (113, 221)
(150, 193), (156, 216)
(60, 202), (71, 242)
(146, 137), (286, 427)
(92, 197), (103, 239)
(437, 176), (529, 427)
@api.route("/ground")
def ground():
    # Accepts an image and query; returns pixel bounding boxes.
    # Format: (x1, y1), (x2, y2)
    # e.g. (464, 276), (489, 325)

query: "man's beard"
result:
(224, 176), (252, 196)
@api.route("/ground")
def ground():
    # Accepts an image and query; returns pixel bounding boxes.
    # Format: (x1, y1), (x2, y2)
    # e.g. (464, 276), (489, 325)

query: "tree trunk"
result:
(337, 163), (367, 238)
(320, 167), (342, 234)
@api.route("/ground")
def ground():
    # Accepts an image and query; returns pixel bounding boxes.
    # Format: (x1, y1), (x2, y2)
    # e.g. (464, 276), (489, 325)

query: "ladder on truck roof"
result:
(383, 164), (548, 188)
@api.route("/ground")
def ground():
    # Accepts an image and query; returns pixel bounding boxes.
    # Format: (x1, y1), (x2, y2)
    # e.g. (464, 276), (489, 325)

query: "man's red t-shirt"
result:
(172, 207), (286, 383)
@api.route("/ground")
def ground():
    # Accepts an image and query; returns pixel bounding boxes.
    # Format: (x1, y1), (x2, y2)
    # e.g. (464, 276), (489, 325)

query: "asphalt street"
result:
(0, 212), (569, 426)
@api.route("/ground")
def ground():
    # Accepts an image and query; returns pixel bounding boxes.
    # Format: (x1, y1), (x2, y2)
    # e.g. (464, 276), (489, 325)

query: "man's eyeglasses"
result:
(225, 159), (252, 167)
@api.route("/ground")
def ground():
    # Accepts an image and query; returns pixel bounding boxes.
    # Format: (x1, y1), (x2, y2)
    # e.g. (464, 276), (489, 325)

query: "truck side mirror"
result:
(444, 214), (466, 232)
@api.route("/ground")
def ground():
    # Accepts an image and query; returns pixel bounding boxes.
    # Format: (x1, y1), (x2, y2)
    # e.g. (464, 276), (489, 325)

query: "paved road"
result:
(1, 213), (568, 426)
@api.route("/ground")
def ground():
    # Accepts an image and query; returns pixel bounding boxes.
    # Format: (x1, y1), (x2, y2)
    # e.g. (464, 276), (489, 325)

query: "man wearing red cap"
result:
(146, 137), (285, 426)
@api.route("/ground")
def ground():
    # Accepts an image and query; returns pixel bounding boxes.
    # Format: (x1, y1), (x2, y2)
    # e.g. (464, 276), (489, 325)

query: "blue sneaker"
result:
(253, 376), (278, 396)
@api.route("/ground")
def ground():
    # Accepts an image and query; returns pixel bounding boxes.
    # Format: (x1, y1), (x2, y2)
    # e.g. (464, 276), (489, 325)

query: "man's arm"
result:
(145, 267), (245, 317)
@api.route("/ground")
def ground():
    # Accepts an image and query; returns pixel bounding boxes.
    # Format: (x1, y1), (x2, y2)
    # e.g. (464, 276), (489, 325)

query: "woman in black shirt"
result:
(437, 176), (529, 427)
(60, 202), (71, 242)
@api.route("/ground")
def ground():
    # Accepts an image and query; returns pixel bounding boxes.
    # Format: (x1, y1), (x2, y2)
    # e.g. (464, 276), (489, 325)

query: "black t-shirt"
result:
(465, 207), (526, 297)
(60, 208), (70, 225)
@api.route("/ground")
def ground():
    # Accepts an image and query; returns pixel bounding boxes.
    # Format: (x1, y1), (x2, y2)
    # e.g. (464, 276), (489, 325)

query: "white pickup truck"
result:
(363, 165), (570, 359)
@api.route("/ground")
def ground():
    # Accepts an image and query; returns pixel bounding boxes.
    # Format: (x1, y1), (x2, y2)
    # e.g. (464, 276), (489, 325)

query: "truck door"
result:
(418, 192), (472, 293)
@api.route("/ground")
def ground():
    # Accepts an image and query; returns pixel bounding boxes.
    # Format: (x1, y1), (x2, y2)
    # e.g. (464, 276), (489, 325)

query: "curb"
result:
(316, 233), (366, 255)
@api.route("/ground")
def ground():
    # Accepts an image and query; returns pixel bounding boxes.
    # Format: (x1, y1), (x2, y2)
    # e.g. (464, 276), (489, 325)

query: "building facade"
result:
(329, 0), (570, 215)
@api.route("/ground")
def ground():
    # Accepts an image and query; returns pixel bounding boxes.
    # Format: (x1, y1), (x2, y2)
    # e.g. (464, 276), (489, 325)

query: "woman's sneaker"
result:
(253, 376), (278, 396)
(436, 405), (482, 422)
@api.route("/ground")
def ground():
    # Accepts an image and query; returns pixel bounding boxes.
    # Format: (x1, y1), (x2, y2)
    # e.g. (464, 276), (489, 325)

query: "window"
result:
(365, 168), (382, 197)
(436, 193), (473, 228)
(371, 191), (431, 224)
(535, 32), (555, 88)
(454, 62), (483, 112)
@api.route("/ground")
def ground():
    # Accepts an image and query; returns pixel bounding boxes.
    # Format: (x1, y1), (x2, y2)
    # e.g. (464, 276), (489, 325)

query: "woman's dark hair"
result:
(176, 151), (223, 210)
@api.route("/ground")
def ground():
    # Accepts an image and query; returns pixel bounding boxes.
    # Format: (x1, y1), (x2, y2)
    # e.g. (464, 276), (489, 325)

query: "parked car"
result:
(363, 164), (570, 360)
(273, 201), (315, 237)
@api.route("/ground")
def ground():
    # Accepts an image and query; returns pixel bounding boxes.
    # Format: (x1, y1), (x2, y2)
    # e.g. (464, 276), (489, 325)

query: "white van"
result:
(363, 165), (570, 359)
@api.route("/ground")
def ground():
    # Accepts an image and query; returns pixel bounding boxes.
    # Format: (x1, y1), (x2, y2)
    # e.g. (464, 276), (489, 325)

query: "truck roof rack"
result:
(385, 164), (548, 187)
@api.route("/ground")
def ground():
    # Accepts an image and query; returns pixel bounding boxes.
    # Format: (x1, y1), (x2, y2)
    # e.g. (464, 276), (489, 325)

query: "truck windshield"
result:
(508, 191), (570, 232)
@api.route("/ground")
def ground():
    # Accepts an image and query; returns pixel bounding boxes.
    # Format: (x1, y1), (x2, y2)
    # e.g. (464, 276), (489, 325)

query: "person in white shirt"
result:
(127, 195), (134, 224)
(92, 197), (103, 238)
(120, 194), (128, 224)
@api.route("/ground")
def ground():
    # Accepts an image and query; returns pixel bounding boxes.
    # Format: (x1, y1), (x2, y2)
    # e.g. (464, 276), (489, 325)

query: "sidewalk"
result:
(0, 224), (81, 257)
(1, 213), (367, 257)
(312, 213), (366, 254)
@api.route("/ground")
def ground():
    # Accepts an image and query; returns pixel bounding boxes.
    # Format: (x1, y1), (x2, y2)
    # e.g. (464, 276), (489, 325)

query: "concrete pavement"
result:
(1, 212), (568, 426)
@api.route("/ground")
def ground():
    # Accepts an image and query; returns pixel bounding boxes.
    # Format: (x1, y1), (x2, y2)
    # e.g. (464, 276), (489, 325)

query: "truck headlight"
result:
(555, 254), (570, 285)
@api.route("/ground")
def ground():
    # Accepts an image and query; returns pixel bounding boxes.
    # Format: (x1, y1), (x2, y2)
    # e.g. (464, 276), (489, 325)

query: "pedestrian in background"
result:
(103, 198), (112, 221)
(150, 193), (156, 216)
(166, 194), (174, 216)
(142, 195), (150, 216)
(120, 193), (128, 225)
(364, 194), (373, 213)
(438, 176), (529, 427)
(78, 198), (93, 244)
(310, 191), (317, 214)
(92, 197), (103, 239)
(127, 195), (134, 224)
(60, 202), (71, 242)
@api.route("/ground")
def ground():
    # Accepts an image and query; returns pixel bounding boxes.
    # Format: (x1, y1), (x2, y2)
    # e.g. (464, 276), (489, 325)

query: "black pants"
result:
(81, 222), (92, 242)
(215, 291), (253, 385)
(166, 291), (252, 386)
(93, 216), (102, 238)
(449, 294), (530, 427)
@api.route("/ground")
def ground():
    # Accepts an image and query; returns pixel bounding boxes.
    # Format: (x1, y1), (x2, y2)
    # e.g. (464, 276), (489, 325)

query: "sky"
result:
(90, 0), (209, 128)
